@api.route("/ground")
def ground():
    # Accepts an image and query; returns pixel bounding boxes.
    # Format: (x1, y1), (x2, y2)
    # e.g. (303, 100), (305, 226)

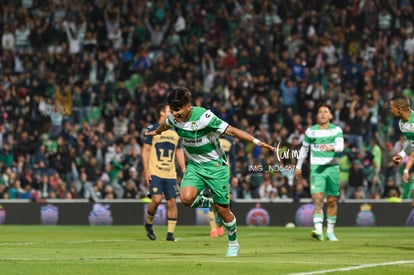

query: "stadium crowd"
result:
(0, 0), (412, 202)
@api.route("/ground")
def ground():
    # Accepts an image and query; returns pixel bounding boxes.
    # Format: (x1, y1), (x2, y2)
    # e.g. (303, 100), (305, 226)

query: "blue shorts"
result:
(149, 175), (179, 200)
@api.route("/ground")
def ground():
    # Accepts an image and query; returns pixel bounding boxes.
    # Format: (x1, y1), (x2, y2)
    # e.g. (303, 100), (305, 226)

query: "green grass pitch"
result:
(0, 226), (413, 274)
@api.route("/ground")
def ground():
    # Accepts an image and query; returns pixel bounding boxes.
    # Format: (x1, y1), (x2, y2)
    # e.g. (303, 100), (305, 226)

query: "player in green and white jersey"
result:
(146, 87), (275, 257)
(295, 104), (344, 241)
(390, 95), (414, 209)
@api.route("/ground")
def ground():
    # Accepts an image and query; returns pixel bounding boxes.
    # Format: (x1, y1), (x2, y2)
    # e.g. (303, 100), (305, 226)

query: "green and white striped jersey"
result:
(399, 112), (414, 150)
(166, 106), (229, 164)
(302, 123), (344, 167)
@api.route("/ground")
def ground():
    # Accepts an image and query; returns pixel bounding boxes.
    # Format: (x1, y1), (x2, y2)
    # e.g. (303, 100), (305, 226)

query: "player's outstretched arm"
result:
(224, 125), (276, 151)
(145, 122), (170, 136)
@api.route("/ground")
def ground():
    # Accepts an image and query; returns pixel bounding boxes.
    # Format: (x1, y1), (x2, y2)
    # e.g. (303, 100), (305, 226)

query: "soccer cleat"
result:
(210, 229), (218, 238)
(145, 223), (156, 240)
(226, 243), (240, 257)
(311, 230), (324, 241)
(326, 232), (338, 241)
(166, 232), (176, 242)
(217, 226), (224, 236)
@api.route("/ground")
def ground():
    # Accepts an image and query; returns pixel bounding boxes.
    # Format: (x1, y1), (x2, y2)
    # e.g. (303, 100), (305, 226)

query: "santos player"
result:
(295, 103), (344, 241)
(146, 87), (275, 257)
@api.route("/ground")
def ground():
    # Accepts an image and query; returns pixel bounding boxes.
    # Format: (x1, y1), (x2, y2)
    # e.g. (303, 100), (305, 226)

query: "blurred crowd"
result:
(0, 0), (412, 202)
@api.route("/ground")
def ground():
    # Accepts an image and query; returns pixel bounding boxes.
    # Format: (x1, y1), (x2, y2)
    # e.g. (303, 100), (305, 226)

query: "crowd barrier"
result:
(0, 199), (412, 227)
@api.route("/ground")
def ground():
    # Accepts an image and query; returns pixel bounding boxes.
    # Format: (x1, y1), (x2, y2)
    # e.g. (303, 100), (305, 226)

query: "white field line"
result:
(0, 252), (413, 269)
(0, 256), (327, 264)
(0, 240), (133, 245)
(287, 260), (414, 275)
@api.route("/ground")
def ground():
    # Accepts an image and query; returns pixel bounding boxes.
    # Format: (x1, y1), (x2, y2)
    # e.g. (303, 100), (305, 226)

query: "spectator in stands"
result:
(0, 0), (412, 202)
(346, 159), (366, 199)
(1, 25), (15, 51)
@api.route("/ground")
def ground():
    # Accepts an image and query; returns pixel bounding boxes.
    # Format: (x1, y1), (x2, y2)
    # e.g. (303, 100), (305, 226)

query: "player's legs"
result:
(144, 176), (164, 240)
(311, 192), (325, 240)
(206, 165), (239, 256)
(326, 196), (337, 218)
(213, 202), (239, 256)
(163, 179), (179, 241)
(147, 194), (162, 218)
(145, 194), (161, 241)
(190, 162), (239, 255)
(204, 188), (224, 237)
(325, 166), (340, 241)
(310, 168), (327, 241)
(165, 198), (177, 241)
(325, 196), (338, 241)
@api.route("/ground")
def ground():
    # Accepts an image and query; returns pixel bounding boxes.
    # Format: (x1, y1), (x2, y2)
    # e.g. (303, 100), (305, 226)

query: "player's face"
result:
(316, 106), (332, 125)
(160, 105), (171, 120)
(171, 104), (192, 122)
(164, 105), (171, 116)
(389, 101), (400, 118)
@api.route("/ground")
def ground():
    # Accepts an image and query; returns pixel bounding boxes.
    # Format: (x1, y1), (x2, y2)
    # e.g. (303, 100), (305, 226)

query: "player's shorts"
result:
(148, 175), (179, 200)
(310, 165), (340, 196)
(182, 160), (230, 205)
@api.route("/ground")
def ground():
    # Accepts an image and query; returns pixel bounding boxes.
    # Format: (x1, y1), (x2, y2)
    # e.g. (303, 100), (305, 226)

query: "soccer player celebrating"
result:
(146, 87), (275, 256)
(143, 104), (186, 241)
(295, 104), (344, 241)
(389, 95), (414, 210)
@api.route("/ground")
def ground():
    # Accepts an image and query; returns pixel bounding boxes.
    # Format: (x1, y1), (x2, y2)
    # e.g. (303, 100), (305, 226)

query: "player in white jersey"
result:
(146, 87), (275, 257)
(390, 95), (414, 210)
(295, 104), (344, 241)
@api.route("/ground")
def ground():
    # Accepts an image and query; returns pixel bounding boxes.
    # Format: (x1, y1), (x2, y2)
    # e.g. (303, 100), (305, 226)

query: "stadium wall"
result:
(0, 199), (412, 226)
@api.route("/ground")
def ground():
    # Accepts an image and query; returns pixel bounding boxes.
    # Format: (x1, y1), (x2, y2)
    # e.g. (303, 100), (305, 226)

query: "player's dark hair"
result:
(155, 103), (168, 120)
(316, 103), (332, 113)
(167, 87), (192, 111)
(390, 94), (410, 110)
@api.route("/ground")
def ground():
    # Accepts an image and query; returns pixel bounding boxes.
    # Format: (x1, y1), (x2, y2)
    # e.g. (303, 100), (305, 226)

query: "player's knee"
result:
(180, 194), (194, 207)
(327, 197), (337, 206)
(151, 196), (162, 205)
(180, 187), (198, 207)
(166, 198), (177, 207)
(313, 202), (324, 212)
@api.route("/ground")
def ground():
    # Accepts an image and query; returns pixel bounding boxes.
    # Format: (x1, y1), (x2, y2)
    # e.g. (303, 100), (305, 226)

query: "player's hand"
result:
(294, 169), (302, 180)
(145, 130), (158, 136)
(392, 155), (402, 164)
(144, 170), (152, 187)
(319, 144), (333, 152)
(256, 141), (276, 151)
(402, 171), (410, 183)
